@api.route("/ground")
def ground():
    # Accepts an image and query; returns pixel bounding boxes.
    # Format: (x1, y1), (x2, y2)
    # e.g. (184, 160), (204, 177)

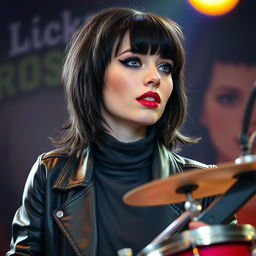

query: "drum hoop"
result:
(138, 224), (256, 256)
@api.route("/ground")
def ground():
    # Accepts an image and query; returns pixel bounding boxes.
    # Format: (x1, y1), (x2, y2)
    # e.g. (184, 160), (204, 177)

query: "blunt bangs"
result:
(114, 14), (183, 74)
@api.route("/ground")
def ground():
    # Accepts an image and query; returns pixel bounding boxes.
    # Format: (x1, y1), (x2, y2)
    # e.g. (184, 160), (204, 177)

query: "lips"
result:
(136, 91), (161, 108)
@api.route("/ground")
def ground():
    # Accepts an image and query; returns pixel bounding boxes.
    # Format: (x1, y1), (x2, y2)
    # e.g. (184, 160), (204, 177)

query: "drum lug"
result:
(251, 245), (256, 256)
(191, 240), (201, 256)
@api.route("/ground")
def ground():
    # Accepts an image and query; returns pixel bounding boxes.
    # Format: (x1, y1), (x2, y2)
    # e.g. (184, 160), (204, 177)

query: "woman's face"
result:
(201, 62), (256, 163)
(102, 32), (174, 139)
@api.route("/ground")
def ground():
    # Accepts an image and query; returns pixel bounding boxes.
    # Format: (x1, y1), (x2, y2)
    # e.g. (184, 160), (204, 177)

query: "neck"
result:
(106, 123), (147, 143)
(102, 115), (147, 143)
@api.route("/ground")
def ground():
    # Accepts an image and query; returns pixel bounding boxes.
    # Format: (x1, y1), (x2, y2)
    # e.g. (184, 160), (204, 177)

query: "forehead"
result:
(209, 62), (256, 90)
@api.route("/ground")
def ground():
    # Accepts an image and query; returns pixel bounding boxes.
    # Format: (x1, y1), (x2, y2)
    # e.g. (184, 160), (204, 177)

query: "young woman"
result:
(6, 7), (216, 256)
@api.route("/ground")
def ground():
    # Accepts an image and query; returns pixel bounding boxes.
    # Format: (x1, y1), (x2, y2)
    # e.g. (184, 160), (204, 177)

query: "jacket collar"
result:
(53, 143), (173, 191)
(52, 143), (209, 191)
(53, 147), (95, 190)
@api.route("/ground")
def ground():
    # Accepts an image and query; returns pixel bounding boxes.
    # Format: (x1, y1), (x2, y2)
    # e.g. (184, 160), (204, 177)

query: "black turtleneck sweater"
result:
(94, 131), (177, 255)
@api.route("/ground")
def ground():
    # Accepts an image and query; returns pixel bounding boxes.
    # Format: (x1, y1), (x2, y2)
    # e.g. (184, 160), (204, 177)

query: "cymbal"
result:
(123, 161), (256, 206)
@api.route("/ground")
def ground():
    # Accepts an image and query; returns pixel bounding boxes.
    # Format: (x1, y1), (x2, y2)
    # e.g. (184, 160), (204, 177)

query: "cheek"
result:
(202, 97), (238, 140)
(103, 69), (134, 114)
(162, 80), (173, 104)
(202, 93), (225, 124)
(203, 93), (241, 125)
(105, 71), (133, 96)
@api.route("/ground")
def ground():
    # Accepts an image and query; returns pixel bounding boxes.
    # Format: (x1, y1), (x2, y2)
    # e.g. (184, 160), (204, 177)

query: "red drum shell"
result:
(138, 224), (256, 256)
(173, 242), (251, 256)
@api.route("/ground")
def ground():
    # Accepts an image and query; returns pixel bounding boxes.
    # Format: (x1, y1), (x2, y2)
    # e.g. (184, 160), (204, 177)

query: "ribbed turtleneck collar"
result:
(94, 127), (156, 172)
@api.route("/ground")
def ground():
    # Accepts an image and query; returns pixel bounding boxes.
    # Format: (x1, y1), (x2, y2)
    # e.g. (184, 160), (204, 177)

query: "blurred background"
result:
(1, 0), (255, 253)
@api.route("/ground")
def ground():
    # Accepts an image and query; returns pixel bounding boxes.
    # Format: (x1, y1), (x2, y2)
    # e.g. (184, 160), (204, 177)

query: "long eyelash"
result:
(118, 57), (141, 65)
(159, 63), (173, 74)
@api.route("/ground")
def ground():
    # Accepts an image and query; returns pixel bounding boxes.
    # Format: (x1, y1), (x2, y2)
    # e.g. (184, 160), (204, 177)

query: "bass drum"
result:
(138, 224), (256, 256)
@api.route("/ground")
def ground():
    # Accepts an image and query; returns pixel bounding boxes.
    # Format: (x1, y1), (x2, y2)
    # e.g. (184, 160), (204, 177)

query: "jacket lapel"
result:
(53, 148), (98, 256)
(53, 148), (94, 190)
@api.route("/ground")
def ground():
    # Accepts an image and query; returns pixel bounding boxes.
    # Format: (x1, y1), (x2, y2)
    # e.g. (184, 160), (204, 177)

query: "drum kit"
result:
(117, 82), (256, 256)
(118, 158), (256, 256)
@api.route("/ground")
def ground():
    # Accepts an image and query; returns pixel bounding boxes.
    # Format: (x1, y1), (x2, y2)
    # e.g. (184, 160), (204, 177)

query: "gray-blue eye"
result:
(215, 93), (240, 106)
(119, 57), (141, 67)
(158, 63), (173, 74)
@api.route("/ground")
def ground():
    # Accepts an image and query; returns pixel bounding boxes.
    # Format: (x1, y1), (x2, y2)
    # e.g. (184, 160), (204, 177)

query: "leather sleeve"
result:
(6, 155), (46, 256)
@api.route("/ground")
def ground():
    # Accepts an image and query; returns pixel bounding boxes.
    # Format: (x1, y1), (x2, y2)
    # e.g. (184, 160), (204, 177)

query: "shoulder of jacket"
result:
(38, 148), (86, 174)
(41, 148), (70, 160)
(169, 151), (217, 170)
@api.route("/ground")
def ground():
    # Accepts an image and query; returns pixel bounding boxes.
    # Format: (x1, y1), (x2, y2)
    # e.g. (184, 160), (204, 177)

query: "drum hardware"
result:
(124, 161), (256, 256)
(235, 154), (256, 164)
(123, 161), (256, 255)
(190, 239), (200, 256)
(117, 187), (203, 256)
(137, 224), (256, 256)
(150, 185), (202, 246)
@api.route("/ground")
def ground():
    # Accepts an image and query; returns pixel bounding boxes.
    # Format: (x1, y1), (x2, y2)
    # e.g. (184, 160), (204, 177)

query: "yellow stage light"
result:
(188, 0), (240, 16)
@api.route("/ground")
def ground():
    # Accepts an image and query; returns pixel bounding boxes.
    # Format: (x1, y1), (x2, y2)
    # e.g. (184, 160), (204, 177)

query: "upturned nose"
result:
(144, 67), (161, 88)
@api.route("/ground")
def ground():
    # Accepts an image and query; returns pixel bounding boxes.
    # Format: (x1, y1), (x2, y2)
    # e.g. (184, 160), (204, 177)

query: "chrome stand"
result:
(149, 192), (202, 246)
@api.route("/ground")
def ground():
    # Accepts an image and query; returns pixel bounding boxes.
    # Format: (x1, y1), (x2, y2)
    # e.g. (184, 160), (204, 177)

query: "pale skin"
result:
(201, 62), (256, 163)
(102, 32), (174, 143)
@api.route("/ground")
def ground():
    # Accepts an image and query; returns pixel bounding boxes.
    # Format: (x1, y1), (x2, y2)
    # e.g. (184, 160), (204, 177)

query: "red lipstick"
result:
(136, 91), (161, 108)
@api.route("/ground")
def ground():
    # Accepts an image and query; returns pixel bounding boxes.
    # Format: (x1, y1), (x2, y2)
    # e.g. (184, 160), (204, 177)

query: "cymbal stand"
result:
(149, 186), (202, 245)
(117, 187), (202, 256)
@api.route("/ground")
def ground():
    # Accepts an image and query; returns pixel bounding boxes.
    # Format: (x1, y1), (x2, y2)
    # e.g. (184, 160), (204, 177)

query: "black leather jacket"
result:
(6, 144), (216, 256)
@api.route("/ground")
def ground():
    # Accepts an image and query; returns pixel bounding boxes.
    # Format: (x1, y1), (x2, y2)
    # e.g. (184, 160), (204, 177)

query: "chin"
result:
(136, 113), (161, 126)
(137, 117), (159, 126)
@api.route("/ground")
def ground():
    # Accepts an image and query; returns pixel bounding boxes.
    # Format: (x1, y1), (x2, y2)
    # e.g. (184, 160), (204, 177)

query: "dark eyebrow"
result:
(214, 85), (242, 93)
(117, 48), (132, 57)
